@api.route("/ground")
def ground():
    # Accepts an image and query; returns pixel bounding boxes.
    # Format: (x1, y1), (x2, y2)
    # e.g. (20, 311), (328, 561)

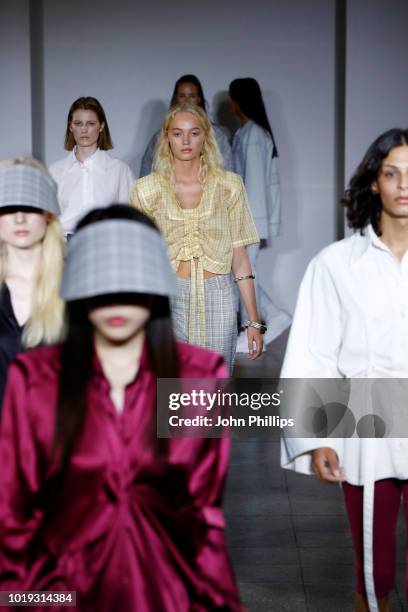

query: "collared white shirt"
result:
(280, 225), (408, 611)
(280, 225), (408, 486)
(49, 149), (134, 232)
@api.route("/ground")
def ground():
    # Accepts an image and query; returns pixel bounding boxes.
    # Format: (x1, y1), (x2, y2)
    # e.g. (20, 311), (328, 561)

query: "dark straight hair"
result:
(229, 77), (278, 157)
(54, 205), (179, 465)
(342, 128), (408, 234)
(170, 74), (207, 111)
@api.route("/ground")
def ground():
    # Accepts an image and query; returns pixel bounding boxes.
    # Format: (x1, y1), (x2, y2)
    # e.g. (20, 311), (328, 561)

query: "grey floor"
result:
(225, 330), (406, 612)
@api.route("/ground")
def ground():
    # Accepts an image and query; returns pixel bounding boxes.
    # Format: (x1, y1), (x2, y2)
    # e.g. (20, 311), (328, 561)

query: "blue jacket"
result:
(232, 120), (281, 240)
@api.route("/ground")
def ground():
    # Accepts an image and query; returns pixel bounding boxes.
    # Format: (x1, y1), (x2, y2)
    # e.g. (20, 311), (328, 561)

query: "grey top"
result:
(61, 219), (177, 301)
(0, 164), (60, 215)
(139, 123), (233, 178)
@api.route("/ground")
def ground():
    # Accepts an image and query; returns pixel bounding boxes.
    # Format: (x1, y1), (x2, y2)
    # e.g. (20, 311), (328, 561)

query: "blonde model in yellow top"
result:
(130, 103), (263, 372)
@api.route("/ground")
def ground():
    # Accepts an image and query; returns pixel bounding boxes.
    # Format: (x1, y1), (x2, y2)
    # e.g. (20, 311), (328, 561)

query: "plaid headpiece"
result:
(60, 219), (177, 300)
(0, 163), (60, 215)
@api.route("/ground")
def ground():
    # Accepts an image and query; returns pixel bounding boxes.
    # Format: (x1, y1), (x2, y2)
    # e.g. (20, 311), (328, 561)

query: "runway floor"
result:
(226, 330), (406, 611)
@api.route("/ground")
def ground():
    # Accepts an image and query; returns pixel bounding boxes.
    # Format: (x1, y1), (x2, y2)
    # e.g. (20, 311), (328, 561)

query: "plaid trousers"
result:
(171, 274), (237, 375)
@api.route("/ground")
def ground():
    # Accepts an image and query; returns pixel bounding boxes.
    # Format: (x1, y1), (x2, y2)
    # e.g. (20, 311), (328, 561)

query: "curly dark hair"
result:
(342, 128), (408, 234)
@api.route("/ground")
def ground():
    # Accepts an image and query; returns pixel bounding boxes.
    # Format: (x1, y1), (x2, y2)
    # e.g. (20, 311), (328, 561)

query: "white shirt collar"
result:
(68, 147), (103, 170)
(349, 224), (392, 266)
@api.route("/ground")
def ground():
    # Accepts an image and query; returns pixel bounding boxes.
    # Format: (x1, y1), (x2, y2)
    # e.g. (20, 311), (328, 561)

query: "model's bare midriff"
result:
(176, 259), (217, 279)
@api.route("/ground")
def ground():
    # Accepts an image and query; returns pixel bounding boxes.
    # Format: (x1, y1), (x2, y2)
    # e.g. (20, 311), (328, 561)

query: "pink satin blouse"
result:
(0, 342), (241, 611)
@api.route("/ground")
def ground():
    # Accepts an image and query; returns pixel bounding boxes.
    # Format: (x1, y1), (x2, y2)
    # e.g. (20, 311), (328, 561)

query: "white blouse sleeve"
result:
(117, 162), (134, 204)
(267, 156), (281, 237)
(280, 252), (344, 473)
(281, 254), (343, 378)
(244, 128), (282, 238)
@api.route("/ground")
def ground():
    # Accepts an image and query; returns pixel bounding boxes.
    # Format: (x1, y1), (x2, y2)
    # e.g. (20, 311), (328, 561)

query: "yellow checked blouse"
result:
(130, 170), (259, 345)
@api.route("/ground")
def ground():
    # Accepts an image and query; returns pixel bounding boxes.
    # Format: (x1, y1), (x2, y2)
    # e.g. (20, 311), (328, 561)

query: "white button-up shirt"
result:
(280, 225), (408, 611)
(280, 225), (408, 485)
(49, 149), (134, 232)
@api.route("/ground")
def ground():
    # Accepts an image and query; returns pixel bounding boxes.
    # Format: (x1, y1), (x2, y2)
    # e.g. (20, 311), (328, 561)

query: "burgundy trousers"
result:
(343, 479), (408, 598)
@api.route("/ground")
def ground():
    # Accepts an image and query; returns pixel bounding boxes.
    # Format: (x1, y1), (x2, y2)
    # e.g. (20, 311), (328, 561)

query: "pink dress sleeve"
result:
(167, 350), (241, 610)
(0, 360), (46, 587)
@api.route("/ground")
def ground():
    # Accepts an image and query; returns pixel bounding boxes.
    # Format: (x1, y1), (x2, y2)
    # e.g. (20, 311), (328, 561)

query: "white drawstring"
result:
(363, 478), (378, 611)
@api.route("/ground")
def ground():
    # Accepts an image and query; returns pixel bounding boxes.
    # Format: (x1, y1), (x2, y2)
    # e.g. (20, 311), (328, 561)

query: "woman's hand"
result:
(246, 326), (263, 359)
(311, 448), (344, 483)
(232, 246), (263, 360)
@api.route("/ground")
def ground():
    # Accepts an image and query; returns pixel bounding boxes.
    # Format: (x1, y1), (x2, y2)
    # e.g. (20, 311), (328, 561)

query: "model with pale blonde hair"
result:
(131, 103), (265, 373)
(153, 104), (224, 183)
(0, 157), (65, 408)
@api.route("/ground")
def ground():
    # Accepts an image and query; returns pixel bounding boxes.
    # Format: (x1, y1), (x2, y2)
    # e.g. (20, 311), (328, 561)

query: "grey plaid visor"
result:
(60, 219), (177, 301)
(0, 164), (60, 215)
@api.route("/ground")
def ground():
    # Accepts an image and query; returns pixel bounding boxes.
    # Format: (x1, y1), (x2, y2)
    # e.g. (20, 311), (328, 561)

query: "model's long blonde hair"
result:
(152, 104), (224, 184)
(0, 158), (65, 347)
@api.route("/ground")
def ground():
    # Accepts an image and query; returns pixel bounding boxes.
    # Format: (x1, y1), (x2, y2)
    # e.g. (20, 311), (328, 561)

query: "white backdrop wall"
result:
(41, 0), (336, 314)
(0, 0), (32, 157)
(3, 2), (408, 314)
(345, 0), (408, 183)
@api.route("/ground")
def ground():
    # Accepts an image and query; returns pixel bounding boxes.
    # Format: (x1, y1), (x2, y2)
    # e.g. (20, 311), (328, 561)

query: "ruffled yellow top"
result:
(130, 170), (259, 345)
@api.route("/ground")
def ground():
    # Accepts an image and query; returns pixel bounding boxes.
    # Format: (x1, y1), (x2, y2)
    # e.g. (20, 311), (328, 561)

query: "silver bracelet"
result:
(245, 320), (267, 335)
(234, 274), (255, 283)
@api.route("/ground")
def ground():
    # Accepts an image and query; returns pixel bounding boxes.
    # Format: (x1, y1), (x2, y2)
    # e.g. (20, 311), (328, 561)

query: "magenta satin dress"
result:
(0, 343), (241, 611)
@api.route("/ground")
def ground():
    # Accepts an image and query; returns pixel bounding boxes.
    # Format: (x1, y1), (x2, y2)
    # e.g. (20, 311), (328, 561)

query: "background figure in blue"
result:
(139, 74), (233, 177)
(229, 78), (291, 350)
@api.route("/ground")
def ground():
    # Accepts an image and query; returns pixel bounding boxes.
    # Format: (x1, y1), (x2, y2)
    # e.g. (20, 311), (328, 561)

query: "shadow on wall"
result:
(212, 90), (240, 139)
(125, 99), (167, 178)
